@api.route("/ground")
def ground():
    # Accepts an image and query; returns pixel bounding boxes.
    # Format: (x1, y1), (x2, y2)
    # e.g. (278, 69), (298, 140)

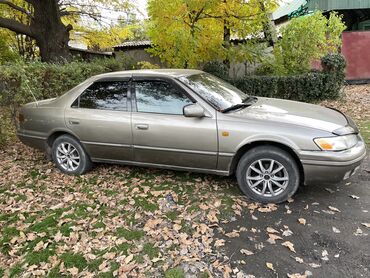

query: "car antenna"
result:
(25, 83), (39, 106)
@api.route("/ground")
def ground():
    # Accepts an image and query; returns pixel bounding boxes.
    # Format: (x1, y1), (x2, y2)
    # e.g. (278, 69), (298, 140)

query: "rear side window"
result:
(135, 80), (193, 115)
(77, 81), (129, 111)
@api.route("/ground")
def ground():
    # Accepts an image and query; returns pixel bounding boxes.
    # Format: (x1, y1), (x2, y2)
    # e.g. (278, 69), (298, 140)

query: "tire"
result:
(236, 145), (300, 203)
(51, 134), (92, 175)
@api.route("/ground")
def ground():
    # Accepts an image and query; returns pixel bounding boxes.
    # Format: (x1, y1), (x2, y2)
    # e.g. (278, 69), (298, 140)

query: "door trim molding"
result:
(133, 145), (217, 156)
(81, 141), (131, 148)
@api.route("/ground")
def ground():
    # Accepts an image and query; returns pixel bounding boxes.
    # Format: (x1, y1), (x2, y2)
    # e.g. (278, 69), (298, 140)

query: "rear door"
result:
(65, 78), (133, 161)
(131, 76), (218, 170)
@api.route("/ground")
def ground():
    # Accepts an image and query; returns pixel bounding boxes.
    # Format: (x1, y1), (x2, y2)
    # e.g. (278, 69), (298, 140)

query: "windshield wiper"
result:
(222, 103), (252, 113)
(222, 97), (257, 113)
(242, 96), (258, 103)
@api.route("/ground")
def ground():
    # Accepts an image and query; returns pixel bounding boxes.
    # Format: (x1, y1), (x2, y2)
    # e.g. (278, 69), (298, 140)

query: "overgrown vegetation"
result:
(265, 12), (346, 75)
(205, 54), (346, 103)
(0, 59), (124, 108)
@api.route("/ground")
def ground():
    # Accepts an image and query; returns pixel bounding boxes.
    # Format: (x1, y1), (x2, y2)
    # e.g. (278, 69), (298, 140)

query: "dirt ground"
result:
(220, 154), (370, 278)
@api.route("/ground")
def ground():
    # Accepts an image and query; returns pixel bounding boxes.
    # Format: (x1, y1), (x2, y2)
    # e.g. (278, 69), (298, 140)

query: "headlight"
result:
(314, 135), (358, 151)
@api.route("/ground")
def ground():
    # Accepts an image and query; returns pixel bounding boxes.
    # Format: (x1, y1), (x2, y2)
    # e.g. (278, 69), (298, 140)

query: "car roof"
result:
(92, 69), (204, 80)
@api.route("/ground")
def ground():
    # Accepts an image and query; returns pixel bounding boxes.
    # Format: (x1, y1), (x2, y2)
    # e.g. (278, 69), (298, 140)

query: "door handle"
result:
(69, 119), (80, 125)
(135, 124), (149, 130)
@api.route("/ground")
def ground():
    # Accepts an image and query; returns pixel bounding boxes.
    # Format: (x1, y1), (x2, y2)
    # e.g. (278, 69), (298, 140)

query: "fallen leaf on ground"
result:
(67, 267), (79, 275)
(287, 273), (307, 278)
(283, 229), (293, 237)
(266, 227), (279, 234)
(328, 206), (341, 212)
(207, 210), (219, 223)
(308, 263), (321, 268)
(349, 195), (360, 199)
(267, 233), (283, 244)
(362, 223), (370, 228)
(282, 241), (296, 253)
(294, 257), (304, 263)
(125, 254), (134, 264)
(240, 249), (254, 256)
(214, 239), (225, 247)
(332, 227), (341, 233)
(298, 218), (306, 225)
(225, 230), (240, 238)
(266, 262), (275, 271)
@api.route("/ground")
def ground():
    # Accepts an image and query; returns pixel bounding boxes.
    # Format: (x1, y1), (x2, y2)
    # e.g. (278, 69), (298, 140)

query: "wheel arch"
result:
(229, 140), (304, 183)
(45, 129), (87, 159)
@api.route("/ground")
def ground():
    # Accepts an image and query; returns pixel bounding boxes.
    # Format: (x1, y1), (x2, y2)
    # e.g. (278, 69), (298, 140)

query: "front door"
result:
(65, 79), (133, 161)
(131, 77), (218, 170)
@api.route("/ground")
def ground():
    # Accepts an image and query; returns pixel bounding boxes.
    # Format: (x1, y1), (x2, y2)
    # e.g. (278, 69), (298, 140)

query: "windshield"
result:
(178, 73), (249, 111)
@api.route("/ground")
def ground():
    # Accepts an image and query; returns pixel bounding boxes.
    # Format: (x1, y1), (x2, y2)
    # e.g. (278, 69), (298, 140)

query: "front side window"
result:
(78, 81), (129, 111)
(135, 80), (193, 115)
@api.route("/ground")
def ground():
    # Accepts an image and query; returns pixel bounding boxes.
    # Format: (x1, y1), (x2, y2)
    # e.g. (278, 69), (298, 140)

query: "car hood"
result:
(232, 97), (349, 133)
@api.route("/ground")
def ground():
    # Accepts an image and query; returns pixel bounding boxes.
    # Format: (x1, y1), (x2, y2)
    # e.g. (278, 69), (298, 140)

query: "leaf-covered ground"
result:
(0, 84), (369, 277)
(321, 84), (370, 145)
(1, 142), (280, 277)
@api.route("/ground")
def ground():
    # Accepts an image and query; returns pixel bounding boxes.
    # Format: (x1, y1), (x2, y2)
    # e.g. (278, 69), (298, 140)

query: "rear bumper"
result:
(17, 132), (47, 151)
(299, 140), (367, 185)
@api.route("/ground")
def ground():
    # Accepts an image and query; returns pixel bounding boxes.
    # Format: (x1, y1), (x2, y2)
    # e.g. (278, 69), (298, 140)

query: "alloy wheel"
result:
(246, 159), (289, 197)
(56, 142), (80, 171)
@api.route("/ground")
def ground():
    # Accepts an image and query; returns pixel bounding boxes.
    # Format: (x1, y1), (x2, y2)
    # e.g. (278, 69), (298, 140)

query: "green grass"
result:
(29, 215), (59, 233)
(60, 252), (87, 271)
(9, 263), (23, 278)
(113, 242), (131, 255)
(165, 267), (185, 278)
(133, 197), (159, 212)
(359, 120), (370, 145)
(25, 246), (56, 265)
(116, 228), (144, 241)
(0, 226), (19, 254)
(143, 243), (160, 259)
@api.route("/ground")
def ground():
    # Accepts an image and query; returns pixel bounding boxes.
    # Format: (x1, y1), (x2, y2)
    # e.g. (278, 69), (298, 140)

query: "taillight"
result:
(18, 112), (25, 123)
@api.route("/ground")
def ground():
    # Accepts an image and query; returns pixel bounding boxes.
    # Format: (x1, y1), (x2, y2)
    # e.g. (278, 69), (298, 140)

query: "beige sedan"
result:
(17, 70), (366, 203)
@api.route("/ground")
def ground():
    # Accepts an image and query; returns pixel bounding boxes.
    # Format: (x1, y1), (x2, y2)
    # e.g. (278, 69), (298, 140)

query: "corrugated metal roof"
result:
(307, 0), (370, 11)
(272, 0), (307, 20)
(113, 40), (151, 49)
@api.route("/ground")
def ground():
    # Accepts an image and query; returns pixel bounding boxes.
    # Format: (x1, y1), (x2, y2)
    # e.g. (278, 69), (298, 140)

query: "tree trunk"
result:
(30, 0), (71, 62)
(0, 0), (72, 62)
(223, 22), (231, 68)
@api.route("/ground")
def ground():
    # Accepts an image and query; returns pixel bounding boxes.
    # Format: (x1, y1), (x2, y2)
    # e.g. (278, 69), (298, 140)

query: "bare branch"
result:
(0, 0), (33, 18)
(0, 16), (33, 37)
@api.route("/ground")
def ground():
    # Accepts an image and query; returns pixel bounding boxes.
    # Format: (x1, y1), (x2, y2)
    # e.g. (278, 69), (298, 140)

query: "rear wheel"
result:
(52, 135), (92, 175)
(236, 146), (300, 203)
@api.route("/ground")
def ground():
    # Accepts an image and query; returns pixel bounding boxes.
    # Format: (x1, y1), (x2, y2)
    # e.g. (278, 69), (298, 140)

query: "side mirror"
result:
(183, 103), (206, 118)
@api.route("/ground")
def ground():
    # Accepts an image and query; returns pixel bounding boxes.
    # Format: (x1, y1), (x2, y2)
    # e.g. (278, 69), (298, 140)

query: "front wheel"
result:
(52, 135), (92, 175)
(236, 146), (300, 203)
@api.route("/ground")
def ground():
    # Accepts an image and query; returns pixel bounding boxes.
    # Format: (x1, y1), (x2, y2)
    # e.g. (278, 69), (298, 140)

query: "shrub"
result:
(271, 11), (346, 75)
(203, 61), (229, 80)
(137, 61), (161, 69)
(0, 58), (125, 147)
(0, 58), (124, 108)
(233, 54), (345, 102)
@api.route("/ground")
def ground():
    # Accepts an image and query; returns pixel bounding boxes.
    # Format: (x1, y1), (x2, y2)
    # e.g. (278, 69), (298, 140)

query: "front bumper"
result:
(299, 139), (367, 185)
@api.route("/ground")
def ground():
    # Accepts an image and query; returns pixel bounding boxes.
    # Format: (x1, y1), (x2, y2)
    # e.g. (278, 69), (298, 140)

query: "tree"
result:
(147, 0), (277, 68)
(0, 29), (19, 64)
(272, 12), (346, 75)
(0, 0), (131, 62)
